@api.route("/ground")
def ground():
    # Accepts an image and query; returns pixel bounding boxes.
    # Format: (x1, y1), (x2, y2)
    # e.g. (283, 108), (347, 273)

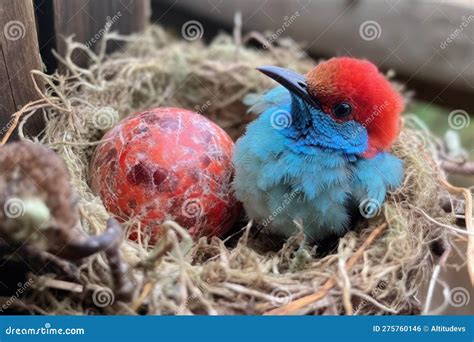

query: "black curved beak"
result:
(256, 66), (321, 109)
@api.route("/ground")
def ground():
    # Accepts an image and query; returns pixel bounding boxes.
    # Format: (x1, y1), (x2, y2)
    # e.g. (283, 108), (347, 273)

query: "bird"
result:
(232, 57), (405, 243)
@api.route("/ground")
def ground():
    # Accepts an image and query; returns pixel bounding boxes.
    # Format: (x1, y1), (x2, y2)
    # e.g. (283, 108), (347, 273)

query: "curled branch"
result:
(441, 159), (474, 176)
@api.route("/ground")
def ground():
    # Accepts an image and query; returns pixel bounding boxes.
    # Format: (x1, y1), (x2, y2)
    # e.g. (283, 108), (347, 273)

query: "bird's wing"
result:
(244, 86), (291, 115)
(350, 152), (404, 212)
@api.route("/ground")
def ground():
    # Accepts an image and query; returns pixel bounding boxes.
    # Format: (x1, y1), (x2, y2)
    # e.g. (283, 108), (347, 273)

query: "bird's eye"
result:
(333, 102), (352, 119)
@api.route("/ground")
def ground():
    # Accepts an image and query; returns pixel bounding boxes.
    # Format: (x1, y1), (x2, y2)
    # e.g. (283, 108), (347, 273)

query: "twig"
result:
(131, 281), (155, 312)
(0, 99), (45, 145)
(264, 222), (388, 315)
(163, 220), (194, 258)
(350, 289), (398, 314)
(408, 204), (472, 238)
(224, 283), (277, 302)
(103, 218), (135, 301)
(30, 71), (71, 113)
(57, 217), (124, 260)
(438, 176), (474, 285)
(233, 12), (242, 55)
(422, 241), (451, 314)
(37, 278), (83, 293)
(338, 258), (353, 315)
(0, 69), (73, 145)
(441, 159), (474, 176)
(13, 244), (79, 280)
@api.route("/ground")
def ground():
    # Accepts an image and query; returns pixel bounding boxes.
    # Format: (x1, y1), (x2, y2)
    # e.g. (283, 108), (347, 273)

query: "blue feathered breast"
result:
(233, 87), (404, 241)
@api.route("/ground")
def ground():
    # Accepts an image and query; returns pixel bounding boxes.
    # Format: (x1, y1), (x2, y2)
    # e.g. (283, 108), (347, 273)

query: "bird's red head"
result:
(306, 57), (404, 157)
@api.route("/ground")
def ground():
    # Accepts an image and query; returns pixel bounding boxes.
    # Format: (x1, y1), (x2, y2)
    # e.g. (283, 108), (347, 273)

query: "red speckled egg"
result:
(90, 107), (240, 244)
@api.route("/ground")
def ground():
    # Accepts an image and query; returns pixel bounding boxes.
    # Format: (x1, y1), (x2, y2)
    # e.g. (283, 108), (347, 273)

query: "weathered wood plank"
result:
(0, 0), (44, 140)
(53, 0), (150, 68)
(163, 0), (474, 106)
(0, 51), (16, 138)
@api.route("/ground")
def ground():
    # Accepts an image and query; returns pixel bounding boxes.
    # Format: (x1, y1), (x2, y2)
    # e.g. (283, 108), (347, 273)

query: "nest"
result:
(1, 25), (472, 315)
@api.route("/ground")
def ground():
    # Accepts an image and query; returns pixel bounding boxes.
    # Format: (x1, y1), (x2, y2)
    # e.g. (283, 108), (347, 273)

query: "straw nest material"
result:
(2, 25), (472, 315)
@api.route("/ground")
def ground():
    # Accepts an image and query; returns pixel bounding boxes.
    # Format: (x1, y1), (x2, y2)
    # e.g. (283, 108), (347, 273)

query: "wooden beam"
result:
(53, 0), (150, 68)
(0, 0), (44, 141)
